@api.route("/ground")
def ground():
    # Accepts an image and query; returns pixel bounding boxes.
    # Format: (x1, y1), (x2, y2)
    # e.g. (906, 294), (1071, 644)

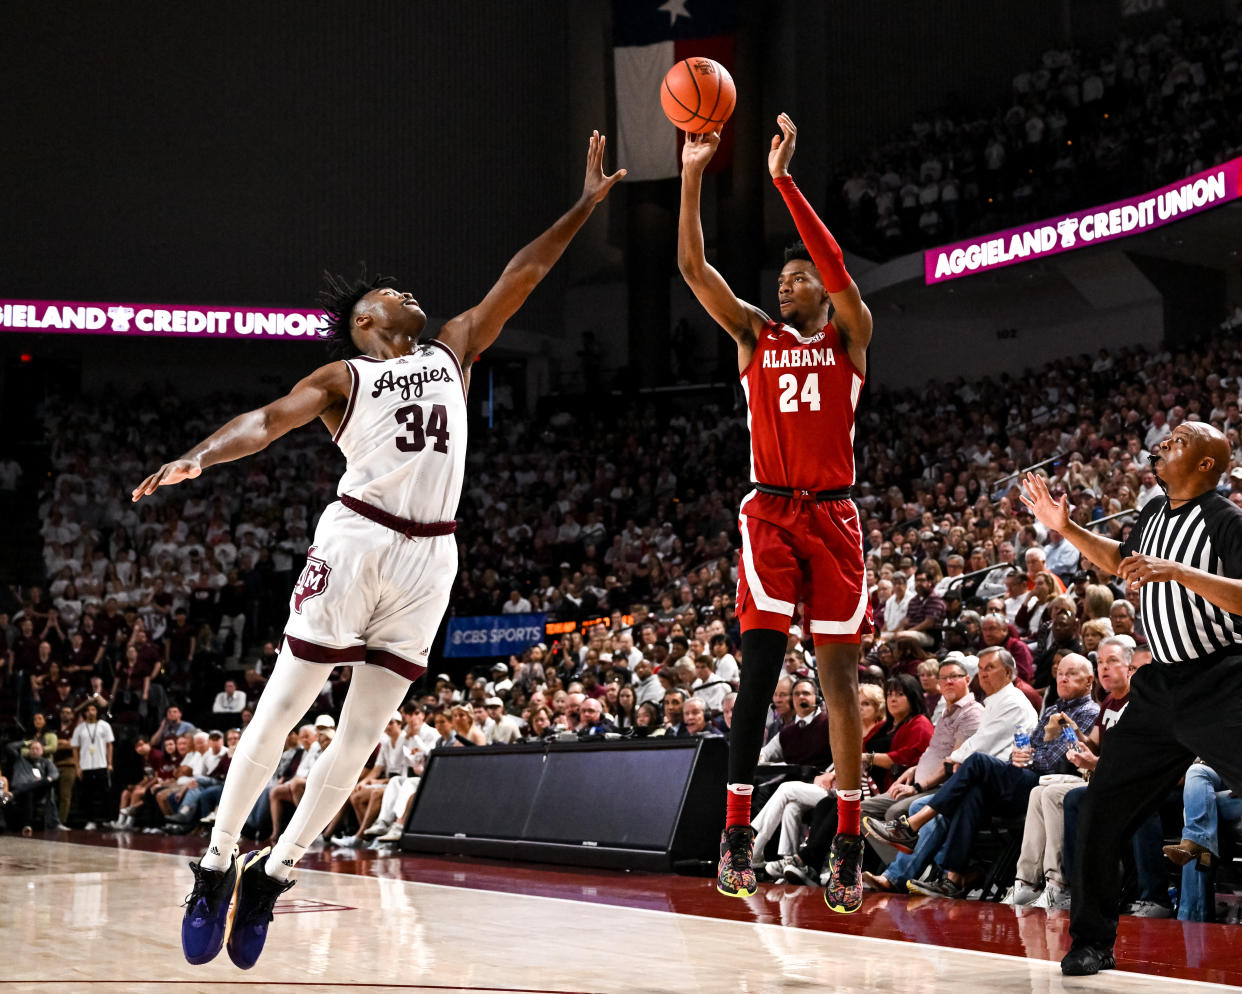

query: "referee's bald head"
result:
(1182, 421), (1232, 484)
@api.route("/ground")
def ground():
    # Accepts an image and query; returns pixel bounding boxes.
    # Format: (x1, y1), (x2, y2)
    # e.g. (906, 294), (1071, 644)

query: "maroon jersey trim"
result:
(366, 648), (427, 682)
(332, 360), (360, 446)
(282, 633), (365, 665)
(426, 338), (468, 402)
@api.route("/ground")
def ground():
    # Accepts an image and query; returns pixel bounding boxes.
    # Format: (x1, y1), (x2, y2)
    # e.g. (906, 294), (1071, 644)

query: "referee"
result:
(1022, 421), (1242, 976)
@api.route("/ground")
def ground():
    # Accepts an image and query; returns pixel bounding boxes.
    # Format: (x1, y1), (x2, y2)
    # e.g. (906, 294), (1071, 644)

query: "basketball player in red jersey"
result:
(678, 114), (873, 913)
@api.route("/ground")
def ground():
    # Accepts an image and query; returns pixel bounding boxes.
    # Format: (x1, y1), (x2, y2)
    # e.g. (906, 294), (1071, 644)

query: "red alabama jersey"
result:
(741, 319), (863, 491)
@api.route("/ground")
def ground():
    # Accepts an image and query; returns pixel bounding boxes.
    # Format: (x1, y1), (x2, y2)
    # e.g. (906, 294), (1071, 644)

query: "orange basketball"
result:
(660, 57), (736, 134)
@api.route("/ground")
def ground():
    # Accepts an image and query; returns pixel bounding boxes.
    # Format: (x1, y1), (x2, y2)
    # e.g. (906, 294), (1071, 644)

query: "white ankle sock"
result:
(200, 831), (239, 872)
(266, 840), (304, 880)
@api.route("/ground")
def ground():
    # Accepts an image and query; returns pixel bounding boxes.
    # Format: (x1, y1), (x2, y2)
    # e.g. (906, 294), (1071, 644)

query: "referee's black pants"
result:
(1071, 655), (1242, 952)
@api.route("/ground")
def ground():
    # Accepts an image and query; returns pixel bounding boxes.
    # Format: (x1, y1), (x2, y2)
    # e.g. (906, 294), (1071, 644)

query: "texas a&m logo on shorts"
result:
(292, 548), (332, 613)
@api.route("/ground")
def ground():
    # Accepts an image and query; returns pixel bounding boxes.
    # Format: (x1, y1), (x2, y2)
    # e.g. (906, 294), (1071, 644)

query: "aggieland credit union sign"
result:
(924, 156), (1242, 284)
(0, 299), (328, 339)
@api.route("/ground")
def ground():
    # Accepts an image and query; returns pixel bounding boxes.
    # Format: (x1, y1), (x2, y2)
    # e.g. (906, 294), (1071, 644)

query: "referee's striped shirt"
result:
(1121, 490), (1242, 665)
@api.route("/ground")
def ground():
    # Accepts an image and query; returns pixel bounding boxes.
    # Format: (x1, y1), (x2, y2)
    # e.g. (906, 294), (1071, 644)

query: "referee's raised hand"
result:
(1019, 472), (1071, 531)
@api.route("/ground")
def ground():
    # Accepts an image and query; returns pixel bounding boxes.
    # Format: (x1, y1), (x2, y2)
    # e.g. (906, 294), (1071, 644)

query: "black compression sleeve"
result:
(728, 628), (789, 785)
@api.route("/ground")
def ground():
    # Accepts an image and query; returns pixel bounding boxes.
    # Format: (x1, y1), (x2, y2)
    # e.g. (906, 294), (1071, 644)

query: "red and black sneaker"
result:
(717, 825), (758, 898)
(824, 832), (864, 914)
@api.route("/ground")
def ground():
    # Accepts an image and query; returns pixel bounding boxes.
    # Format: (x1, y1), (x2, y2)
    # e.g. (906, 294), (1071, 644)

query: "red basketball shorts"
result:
(736, 490), (873, 644)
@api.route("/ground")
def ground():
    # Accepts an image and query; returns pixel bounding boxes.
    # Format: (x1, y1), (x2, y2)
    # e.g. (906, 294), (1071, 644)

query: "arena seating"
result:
(830, 14), (1242, 259)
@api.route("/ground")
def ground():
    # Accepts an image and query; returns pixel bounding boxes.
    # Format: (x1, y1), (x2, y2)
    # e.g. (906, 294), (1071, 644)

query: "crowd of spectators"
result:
(4, 314), (1242, 917)
(831, 14), (1242, 257)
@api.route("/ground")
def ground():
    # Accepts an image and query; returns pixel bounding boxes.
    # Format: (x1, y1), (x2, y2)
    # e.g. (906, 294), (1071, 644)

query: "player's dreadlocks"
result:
(317, 267), (396, 359)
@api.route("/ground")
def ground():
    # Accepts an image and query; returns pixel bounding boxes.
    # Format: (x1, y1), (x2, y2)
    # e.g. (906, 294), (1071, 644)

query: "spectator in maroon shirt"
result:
(163, 608), (197, 679)
(36, 661), (66, 713)
(63, 632), (96, 688)
(38, 607), (69, 660)
(8, 618), (39, 677)
(980, 612), (1035, 684)
(93, 598), (125, 646)
(76, 613), (105, 670)
(185, 553), (217, 626)
(29, 640), (55, 694)
(111, 736), (167, 830)
(49, 677), (75, 713)
(900, 569), (947, 650)
(111, 608), (139, 654)
(129, 624), (163, 670)
(22, 588), (52, 627)
(110, 644), (163, 725)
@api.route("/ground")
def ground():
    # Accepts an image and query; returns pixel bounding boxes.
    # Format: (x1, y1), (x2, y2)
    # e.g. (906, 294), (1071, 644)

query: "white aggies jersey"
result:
(333, 340), (468, 523)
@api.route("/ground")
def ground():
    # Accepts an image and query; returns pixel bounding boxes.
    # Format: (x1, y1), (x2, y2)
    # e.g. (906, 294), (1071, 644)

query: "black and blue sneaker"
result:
(181, 851), (239, 965)
(226, 847), (295, 970)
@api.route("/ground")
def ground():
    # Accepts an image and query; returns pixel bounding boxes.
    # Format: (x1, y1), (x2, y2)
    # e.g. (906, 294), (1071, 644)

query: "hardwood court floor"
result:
(2, 832), (1241, 993)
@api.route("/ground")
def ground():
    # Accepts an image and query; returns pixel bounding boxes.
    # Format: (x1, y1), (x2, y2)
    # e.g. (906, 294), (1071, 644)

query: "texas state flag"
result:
(613, 0), (736, 181)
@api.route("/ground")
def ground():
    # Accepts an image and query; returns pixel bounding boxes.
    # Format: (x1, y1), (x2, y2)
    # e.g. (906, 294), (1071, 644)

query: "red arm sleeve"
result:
(886, 715), (935, 767)
(772, 175), (852, 293)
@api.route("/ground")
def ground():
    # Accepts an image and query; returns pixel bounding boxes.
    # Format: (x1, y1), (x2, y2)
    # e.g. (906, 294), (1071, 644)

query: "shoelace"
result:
(236, 876), (292, 926)
(725, 831), (752, 872)
(832, 838), (863, 877)
(183, 863), (218, 911)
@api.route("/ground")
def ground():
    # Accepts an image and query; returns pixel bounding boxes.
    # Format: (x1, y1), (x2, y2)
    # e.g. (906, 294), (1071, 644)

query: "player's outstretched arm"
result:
(768, 114), (872, 371)
(130, 361), (352, 501)
(677, 131), (767, 367)
(437, 131), (624, 370)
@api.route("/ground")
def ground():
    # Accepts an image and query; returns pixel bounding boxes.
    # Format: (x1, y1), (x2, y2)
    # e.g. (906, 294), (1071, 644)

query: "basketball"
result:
(660, 57), (736, 134)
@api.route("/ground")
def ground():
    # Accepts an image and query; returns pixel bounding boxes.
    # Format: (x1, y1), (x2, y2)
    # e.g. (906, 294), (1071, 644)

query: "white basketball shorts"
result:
(281, 501), (456, 682)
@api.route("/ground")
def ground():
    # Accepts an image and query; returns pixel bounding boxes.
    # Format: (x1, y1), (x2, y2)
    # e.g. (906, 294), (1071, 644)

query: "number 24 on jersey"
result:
(777, 372), (821, 412)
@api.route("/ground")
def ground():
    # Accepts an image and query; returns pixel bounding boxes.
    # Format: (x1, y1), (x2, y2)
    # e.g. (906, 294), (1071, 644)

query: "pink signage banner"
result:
(924, 157), (1242, 284)
(0, 299), (328, 339)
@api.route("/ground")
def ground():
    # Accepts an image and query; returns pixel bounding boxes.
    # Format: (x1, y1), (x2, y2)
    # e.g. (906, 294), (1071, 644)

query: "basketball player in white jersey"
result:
(132, 132), (624, 970)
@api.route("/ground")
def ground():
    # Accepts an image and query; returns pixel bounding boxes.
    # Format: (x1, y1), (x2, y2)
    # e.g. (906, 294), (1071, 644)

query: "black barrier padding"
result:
(404, 739), (727, 871)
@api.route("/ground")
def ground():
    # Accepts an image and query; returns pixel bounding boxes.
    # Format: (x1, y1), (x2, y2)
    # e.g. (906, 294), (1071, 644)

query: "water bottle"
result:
(1060, 724), (1077, 749)
(1013, 726), (1030, 768)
